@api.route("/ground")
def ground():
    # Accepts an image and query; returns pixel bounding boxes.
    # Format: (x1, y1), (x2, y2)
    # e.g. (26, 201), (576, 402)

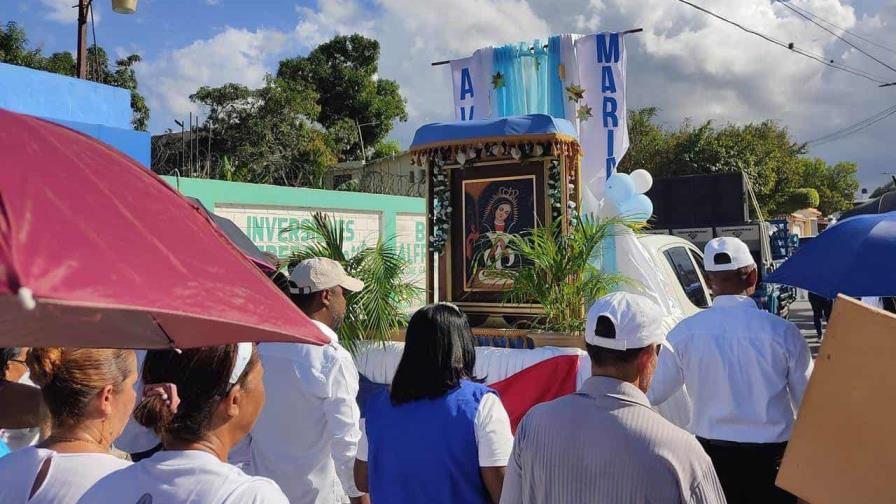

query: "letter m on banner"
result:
(597, 33), (620, 63)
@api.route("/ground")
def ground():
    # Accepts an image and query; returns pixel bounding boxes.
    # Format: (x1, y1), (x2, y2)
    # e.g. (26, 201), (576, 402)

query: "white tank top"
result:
(0, 447), (131, 504)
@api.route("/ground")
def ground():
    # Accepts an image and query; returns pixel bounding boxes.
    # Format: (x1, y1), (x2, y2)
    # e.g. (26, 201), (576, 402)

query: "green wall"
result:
(161, 176), (425, 242)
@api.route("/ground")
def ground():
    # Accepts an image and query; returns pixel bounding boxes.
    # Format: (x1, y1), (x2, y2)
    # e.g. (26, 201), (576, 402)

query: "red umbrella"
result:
(0, 108), (327, 349)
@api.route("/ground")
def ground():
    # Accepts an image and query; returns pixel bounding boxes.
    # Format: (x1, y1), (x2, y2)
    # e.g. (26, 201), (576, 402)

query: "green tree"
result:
(0, 21), (149, 130)
(277, 34), (407, 161)
(619, 107), (859, 218)
(188, 76), (336, 188)
(371, 139), (401, 160)
(798, 159), (860, 215)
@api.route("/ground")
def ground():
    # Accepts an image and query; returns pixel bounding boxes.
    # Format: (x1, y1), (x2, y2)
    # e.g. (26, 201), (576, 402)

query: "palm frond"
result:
(282, 212), (422, 352)
(478, 214), (634, 333)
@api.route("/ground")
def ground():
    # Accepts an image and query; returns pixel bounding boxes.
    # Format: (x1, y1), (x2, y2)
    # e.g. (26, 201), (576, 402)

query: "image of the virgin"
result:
(475, 188), (519, 275)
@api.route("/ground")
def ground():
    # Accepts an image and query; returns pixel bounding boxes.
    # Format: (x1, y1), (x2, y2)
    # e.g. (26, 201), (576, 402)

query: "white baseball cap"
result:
(289, 257), (365, 295)
(585, 292), (665, 350)
(703, 237), (756, 272)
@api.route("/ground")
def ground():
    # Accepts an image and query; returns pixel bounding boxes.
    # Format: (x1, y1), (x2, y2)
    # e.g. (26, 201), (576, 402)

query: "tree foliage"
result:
(166, 34), (407, 188)
(0, 21), (149, 130)
(618, 108), (859, 217)
(277, 34), (407, 161)
(480, 215), (628, 334)
(797, 158), (859, 215)
(188, 77), (335, 187)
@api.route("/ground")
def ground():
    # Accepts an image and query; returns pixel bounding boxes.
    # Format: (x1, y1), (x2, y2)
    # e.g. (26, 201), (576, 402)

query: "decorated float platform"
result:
(408, 114), (583, 342)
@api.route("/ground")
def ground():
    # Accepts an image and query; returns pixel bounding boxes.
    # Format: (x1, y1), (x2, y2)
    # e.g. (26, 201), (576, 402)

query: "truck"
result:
(645, 172), (796, 317)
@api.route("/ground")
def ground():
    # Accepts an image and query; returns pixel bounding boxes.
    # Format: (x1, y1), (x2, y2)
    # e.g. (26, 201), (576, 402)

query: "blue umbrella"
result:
(766, 211), (896, 298)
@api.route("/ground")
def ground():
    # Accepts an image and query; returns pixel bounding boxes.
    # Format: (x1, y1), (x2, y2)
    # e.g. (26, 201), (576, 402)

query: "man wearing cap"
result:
(649, 237), (813, 504)
(501, 292), (726, 504)
(245, 257), (369, 504)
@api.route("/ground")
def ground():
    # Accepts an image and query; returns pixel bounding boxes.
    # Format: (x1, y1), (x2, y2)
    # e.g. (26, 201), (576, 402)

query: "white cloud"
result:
(137, 27), (289, 123)
(205, 0), (221, 5)
(40, 0), (101, 24)
(139, 0), (896, 189)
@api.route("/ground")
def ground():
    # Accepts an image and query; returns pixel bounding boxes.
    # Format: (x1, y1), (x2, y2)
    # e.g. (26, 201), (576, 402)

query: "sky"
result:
(7, 0), (896, 191)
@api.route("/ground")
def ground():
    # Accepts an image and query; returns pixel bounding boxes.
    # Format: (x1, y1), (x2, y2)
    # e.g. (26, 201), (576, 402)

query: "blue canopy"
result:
(410, 114), (577, 149)
(766, 211), (896, 298)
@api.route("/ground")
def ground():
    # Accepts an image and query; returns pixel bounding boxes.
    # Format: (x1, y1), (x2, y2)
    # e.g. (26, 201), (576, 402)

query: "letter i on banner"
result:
(451, 57), (476, 121)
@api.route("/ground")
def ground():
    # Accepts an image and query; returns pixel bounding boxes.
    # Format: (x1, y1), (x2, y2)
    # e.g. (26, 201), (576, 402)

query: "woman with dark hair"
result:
(0, 348), (137, 503)
(78, 343), (288, 503)
(354, 303), (513, 504)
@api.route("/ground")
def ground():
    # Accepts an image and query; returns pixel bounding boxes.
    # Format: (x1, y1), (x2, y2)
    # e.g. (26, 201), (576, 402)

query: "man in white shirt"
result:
(650, 237), (813, 504)
(246, 257), (369, 504)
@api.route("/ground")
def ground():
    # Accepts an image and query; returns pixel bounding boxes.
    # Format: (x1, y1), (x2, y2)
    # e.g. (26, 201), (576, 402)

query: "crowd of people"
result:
(0, 235), (814, 504)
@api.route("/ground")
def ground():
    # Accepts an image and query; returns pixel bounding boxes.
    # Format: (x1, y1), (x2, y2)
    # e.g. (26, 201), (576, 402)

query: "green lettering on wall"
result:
(276, 218), (289, 242)
(344, 220), (355, 241)
(249, 216), (266, 242)
(415, 221), (425, 242)
(287, 218), (300, 241)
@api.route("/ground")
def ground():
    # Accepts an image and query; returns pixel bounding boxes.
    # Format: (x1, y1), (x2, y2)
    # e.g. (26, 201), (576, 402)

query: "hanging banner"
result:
(450, 48), (494, 121)
(575, 32), (629, 212)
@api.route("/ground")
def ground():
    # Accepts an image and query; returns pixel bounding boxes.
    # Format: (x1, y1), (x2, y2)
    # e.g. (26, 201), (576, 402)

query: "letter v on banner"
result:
(574, 32), (629, 213)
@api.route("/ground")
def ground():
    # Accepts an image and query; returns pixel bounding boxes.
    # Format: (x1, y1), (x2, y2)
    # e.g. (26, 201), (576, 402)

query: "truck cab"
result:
(637, 234), (712, 317)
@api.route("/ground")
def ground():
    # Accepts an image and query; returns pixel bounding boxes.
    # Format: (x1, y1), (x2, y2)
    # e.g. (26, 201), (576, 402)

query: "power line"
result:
(674, 0), (891, 85)
(778, 1), (896, 75)
(784, 2), (896, 57)
(805, 103), (896, 146)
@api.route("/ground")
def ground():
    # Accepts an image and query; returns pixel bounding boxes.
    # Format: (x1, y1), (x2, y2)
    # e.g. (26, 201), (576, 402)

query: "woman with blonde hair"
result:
(78, 343), (287, 503)
(0, 347), (137, 503)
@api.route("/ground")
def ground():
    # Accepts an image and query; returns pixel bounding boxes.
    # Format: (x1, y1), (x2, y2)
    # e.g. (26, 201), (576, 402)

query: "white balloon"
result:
(630, 169), (654, 194)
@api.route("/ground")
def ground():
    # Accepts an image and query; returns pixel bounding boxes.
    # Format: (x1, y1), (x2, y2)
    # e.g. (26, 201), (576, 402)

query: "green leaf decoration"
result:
(565, 84), (585, 102)
(577, 104), (593, 121)
(491, 72), (506, 89)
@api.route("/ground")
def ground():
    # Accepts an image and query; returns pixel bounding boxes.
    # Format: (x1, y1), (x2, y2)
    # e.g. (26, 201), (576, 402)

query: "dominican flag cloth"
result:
(355, 344), (590, 433)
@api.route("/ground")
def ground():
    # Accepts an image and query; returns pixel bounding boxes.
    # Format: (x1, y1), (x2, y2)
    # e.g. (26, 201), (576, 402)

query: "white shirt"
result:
(244, 320), (363, 503)
(649, 295), (813, 443)
(356, 392), (513, 466)
(1, 372), (41, 450)
(77, 450), (287, 504)
(0, 447), (130, 504)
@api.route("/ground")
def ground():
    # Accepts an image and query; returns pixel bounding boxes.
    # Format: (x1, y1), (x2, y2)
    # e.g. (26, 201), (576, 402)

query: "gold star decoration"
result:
(491, 72), (506, 89)
(565, 84), (585, 102)
(576, 104), (593, 121)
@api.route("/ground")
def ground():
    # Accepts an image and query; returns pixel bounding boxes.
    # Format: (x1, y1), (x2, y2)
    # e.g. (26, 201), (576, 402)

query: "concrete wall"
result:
(0, 62), (150, 166)
(162, 177), (428, 301)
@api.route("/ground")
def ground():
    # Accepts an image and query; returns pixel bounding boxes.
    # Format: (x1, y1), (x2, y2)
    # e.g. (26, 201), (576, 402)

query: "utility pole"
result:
(355, 119), (379, 165)
(76, 0), (91, 79)
(355, 119), (367, 165)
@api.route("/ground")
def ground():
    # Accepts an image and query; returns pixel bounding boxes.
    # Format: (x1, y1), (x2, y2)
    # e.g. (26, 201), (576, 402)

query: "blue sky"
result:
(7, 0), (896, 190)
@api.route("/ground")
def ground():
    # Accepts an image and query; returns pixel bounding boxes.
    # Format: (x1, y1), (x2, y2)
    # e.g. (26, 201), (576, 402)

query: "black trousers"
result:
(697, 437), (796, 504)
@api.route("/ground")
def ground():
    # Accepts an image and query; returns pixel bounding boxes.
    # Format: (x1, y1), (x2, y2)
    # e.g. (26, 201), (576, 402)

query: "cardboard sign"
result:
(776, 295), (896, 503)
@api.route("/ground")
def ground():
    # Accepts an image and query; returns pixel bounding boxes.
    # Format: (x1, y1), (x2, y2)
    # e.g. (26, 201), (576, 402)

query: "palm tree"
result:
(284, 212), (421, 351)
(478, 214), (629, 334)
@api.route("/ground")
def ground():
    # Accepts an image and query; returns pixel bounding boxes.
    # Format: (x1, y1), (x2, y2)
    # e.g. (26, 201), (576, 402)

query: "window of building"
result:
(664, 246), (710, 308)
(408, 170), (416, 184)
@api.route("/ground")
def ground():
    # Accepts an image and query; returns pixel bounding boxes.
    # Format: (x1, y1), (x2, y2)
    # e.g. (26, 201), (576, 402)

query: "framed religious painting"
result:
(449, 161), (547, 305)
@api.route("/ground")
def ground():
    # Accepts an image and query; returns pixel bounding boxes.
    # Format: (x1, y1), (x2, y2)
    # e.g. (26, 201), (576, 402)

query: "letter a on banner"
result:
(449, 48), (495, 122)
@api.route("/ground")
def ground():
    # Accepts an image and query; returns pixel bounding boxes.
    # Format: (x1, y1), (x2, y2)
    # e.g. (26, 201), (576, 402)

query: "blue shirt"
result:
(365, 380), (494, 504)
